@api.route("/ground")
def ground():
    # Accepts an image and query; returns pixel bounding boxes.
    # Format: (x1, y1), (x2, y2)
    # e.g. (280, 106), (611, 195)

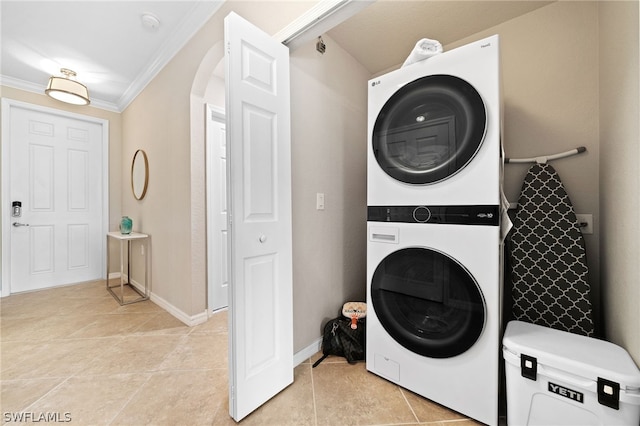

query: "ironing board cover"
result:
(509, 163), (594, 336)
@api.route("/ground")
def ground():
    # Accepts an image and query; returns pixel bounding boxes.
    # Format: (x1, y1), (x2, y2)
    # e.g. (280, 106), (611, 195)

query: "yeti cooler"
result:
(502, 321), (640, 425)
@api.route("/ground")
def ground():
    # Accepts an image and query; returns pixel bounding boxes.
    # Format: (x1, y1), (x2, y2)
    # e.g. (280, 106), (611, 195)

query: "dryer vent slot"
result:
(369, 226), (399, 244)
(372, 233), (396, 242)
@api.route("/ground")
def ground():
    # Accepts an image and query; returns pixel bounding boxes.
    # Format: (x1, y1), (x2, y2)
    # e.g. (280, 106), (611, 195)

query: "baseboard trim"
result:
(110, 272), (207, 327)
(150, 291), (208, 327)
(110, 273), (322, 352)
(294, 337), (322, 367)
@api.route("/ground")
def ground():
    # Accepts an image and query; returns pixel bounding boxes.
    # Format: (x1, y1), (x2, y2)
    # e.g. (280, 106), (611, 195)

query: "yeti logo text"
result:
(548, 382), (584, 403)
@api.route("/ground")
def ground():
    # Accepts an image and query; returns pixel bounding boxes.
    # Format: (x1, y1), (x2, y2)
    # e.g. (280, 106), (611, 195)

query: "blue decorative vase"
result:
(120, 216), (132, 234)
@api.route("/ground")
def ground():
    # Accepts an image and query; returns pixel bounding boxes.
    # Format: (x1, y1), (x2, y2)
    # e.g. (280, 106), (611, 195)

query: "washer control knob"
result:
(259, 235), (267, 243)
(412, 206), (431, 223)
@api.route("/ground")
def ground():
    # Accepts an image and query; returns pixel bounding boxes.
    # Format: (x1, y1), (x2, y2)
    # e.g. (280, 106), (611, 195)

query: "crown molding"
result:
(3, 0), (360, 112)
(116, 0), (224, 111)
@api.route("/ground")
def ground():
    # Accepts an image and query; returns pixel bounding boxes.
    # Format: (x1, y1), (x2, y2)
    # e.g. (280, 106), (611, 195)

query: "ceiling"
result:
(328, 1), (553, 75)
(0, 1), (552, 112)
(0, 1), (224, 111)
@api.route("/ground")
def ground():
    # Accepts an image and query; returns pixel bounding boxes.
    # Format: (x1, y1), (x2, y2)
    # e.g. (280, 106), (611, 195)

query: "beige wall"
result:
(435, 1), (640, 360)
(289, 34), (369, 351)
(445, 1), (603, 334)
(598, 0), (640, 363)
(131, 0), (638, 362)
(120, 1), (316, 318)
(286, 0), (639, 358)
(287, 0), (607, 350)
(0, 85), (123, 242)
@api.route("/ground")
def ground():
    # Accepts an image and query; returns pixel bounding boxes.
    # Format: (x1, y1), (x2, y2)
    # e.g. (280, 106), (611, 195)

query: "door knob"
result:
(12, 222), (29, 227)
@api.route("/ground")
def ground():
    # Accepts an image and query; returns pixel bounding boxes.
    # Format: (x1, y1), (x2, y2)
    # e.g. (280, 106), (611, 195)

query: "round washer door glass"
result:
(371, 247), (485, 358)
(372, 74), (486, 184)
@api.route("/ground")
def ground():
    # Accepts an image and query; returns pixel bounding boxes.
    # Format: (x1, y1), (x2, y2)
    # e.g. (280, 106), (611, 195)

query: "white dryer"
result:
(368, 35), (501, 206)
(366, 206), (501, 426)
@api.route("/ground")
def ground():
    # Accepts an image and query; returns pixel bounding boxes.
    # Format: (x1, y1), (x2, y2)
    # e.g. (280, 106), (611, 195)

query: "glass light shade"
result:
(45, 74), (90, 105)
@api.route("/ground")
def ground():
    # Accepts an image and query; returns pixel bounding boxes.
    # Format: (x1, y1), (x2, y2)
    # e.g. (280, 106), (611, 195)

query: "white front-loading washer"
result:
(366, 206), (501, 426)
(368, 35), (501, 206)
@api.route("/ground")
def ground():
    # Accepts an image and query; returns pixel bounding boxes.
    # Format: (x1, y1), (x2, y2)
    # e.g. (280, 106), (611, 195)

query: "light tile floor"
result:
(1, 280), (483, 425)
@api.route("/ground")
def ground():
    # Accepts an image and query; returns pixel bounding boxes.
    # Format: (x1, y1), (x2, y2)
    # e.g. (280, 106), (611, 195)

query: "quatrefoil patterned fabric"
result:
(509, 163), (594, 336)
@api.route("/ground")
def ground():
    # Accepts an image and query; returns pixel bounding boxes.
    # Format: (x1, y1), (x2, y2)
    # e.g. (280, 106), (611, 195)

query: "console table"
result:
(106, 231), (149, 305)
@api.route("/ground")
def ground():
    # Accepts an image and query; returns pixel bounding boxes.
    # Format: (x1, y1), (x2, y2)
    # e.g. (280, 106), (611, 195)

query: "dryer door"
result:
(372, 75), (486, 184)
(371, 247), (485, 358)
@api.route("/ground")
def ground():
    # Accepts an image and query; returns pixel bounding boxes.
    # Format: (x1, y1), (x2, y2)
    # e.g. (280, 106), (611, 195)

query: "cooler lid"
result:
(503, 321), (640, 388)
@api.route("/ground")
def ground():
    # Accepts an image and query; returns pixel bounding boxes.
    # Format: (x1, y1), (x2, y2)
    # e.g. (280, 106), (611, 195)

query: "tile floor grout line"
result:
(128, 311), (164, 334)
(0, 335), (119, 382)
(63, 335), (134, 381)
(105, 372), (154, 426)
(15, 375), (73, 414)
(398, 387), (420, 424)
(2, 282), (480, 425)
(64, 367), (226, 380)
(309, 361), (319, 426)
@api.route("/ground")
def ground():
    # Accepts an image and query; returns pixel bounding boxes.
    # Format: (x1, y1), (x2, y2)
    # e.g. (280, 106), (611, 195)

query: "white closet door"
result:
(225, 11), (293, 422)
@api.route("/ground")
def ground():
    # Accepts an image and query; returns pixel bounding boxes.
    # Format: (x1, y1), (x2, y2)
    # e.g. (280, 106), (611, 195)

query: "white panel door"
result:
(225, 12), (293, 422)
(7, 104), (104, 293)
(206, 105), (229, 312)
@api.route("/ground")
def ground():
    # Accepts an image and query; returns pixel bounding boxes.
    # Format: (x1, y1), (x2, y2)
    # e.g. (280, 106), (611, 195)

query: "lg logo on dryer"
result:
(371, 80), (381, 87)
(548, 382), (584, 403)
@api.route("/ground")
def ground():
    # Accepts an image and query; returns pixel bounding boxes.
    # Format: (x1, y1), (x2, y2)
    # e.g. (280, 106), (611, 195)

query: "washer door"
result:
(371, 247), (485, 358)
(372, 75), (486, 184)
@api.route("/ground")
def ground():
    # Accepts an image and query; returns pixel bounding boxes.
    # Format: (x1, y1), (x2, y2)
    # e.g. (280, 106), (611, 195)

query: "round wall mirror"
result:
(131, 149), (149, 200)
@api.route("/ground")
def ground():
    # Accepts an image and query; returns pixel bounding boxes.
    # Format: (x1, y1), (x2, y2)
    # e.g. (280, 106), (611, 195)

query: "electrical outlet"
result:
(575, 214), (593, 235)
(316, 193), (325, 210)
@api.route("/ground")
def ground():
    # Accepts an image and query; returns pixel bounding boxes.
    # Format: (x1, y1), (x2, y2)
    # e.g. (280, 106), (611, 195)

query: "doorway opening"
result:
(206, 104), (228, 313)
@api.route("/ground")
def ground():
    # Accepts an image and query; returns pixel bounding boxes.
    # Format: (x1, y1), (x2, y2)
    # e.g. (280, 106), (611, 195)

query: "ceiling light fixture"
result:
(45, 68), (90, 105)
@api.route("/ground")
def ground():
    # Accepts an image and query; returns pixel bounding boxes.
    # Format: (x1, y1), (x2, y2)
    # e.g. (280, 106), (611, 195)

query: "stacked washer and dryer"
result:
(366, 35), (502, 426)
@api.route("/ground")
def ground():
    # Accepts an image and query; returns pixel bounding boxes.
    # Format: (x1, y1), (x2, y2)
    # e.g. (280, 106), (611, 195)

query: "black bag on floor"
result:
(312, 316), (365, 367)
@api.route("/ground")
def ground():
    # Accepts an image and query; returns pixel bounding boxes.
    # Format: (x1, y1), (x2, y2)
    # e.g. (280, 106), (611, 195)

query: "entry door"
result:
(206, 105), (229, 312)
(225, 12), (293, 422)
(4, 101), (106, 293)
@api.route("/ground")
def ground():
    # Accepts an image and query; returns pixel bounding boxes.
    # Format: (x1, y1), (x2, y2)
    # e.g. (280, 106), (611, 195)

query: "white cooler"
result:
(502, 321), (640, 426)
